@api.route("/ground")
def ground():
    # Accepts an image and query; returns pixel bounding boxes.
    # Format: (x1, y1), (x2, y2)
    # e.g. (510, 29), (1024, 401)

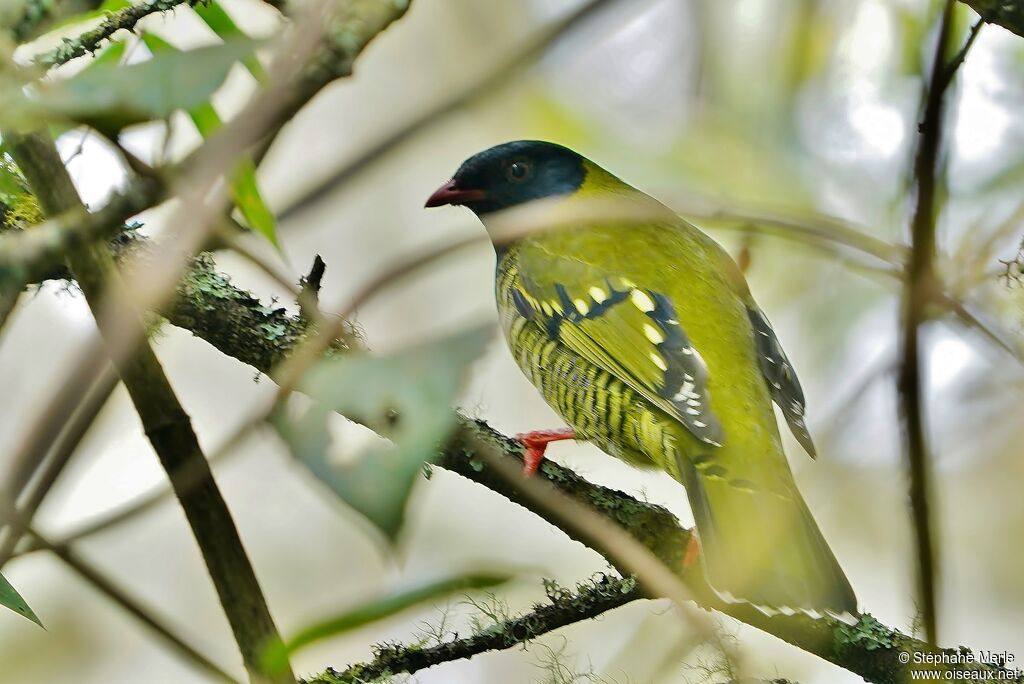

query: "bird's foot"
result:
(514, 428), (576, 477)
(683, 529), (700, 569)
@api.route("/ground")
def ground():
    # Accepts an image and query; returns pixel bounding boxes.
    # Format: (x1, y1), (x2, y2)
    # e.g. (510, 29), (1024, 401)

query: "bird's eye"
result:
(507, 161), (531, 182)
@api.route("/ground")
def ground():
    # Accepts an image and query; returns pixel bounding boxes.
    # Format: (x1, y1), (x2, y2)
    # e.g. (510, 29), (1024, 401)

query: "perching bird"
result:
(426, 140), (857, 619)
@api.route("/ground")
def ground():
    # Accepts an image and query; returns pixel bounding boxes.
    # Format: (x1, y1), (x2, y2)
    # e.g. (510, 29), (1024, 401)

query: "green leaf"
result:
(228, 160), (278, 246)
(262, 573), (509, 673)
(272, 326), (491, 540)
(0, 158), (26, 201)
(141, 33), (278, 247)
(31, 38), (256, 132)
(193, 1), (267, 82)
(0, 571), (41, 627)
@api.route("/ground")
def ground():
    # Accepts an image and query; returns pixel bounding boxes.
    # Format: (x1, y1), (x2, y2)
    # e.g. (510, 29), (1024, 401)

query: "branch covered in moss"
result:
(7, 0), (104, 42)
(34, 0), (198, 67)
(303, 574), (642, 684)
(146, 247), (357, 370)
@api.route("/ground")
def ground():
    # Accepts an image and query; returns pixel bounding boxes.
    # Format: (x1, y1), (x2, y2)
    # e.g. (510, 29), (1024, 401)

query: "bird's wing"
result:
(511, 253), (724, 448)
(746, 306), (816, 458)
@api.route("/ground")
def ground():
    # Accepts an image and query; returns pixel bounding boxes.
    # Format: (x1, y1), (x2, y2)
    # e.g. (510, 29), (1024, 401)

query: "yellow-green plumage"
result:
(429, 141), (857, 618)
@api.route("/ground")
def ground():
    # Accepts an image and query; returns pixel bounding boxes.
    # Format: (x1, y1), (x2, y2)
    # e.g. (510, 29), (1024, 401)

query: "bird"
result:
(425, 140), (858, 620)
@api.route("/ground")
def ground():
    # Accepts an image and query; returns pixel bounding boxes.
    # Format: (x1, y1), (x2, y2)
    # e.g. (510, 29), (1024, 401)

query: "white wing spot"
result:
(643, 323), (665, 345)
(630, 289), (655, 312)
(672, 380), (695, 402)
(694, 420), (707, 428)
(650, 352), (668, 371)
(541, 301), (554, 316)
(573, 298), (590, 316)
(588, 286), (607, 303)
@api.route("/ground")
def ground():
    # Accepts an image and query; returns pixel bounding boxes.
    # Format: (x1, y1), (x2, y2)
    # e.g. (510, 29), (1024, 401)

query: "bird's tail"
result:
(677, 454), (858, 620)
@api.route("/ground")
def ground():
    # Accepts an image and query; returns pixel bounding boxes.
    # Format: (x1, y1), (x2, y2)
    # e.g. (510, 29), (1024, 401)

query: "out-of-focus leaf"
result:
(0, 157), (26, 201)
(261, 573), (510, 673)
(979, 155), (1024, 195)
(272, 326), (491, 540)
(0, 571), (41, 627)
(896, 8), (928, 76)
(228, 161), (278, 246)
(30, 38), (255, 132)
(142, 33), (278, 247)
(193, 0), (267, 82)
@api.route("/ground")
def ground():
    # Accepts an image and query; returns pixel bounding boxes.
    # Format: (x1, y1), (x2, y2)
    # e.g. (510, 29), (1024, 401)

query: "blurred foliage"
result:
(3, 39), (257, 133)
(141, 32), (278, 248)
(272, 326), (491, 540)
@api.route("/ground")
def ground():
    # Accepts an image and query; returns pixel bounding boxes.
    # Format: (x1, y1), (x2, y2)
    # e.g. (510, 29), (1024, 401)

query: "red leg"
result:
(683, 529), (700, 569)
(514, 428), (576, 477)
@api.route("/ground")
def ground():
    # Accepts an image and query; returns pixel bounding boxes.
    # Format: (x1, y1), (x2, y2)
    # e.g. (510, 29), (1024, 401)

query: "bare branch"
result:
(898, 0), (979, 646)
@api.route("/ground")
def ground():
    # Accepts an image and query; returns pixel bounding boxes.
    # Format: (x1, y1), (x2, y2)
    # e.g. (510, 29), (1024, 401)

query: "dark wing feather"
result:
(747, 307), (816, 458)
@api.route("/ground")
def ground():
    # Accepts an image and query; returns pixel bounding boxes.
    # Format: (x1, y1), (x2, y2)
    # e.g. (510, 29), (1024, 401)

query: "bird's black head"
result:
(425, 140), (586, 215)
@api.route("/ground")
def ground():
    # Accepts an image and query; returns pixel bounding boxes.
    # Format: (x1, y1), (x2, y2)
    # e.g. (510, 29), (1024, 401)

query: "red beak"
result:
(425, 179), (487, 208)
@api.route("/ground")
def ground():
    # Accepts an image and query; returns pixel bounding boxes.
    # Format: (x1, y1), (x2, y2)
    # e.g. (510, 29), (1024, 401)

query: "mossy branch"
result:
(8, 0), (104, 43)
(303, 574), (642, 684)
(33, 0), (198, 67)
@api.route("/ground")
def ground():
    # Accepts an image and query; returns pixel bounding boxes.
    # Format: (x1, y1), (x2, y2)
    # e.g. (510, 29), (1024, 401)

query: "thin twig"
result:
(30, 529), (241, 684)
(297, 254), (326, 322)
(938, 18), (984, 92)
(0, 364), (120, 566)
(1, 335), (110, 529)
(305, 575), (642, 684)
(898, 0), (966, 646)
(34, 0), (197, 68)
(15, 420), (261, 558)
